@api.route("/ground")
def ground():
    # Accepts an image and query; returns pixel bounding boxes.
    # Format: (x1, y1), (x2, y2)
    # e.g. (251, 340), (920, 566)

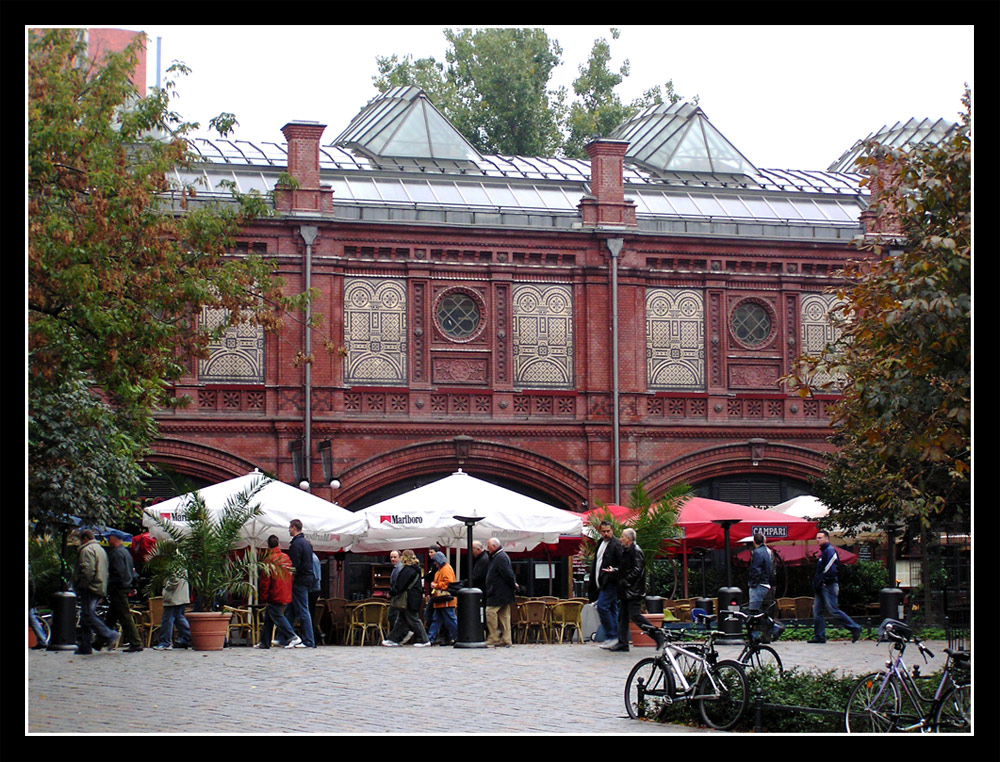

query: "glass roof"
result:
(333, 86), (481, 163)
(827, 117), (960, 173)
(609, 102), (758, 176)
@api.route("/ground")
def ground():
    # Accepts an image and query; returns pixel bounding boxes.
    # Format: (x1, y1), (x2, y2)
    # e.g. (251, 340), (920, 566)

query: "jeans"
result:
(29, 607), (48, 646)
(596, 586), (618, 641)
(290, 585), (315, 647)
(428, 606), (457, 643)
(77, 590), (118, 651)
(260, 602), (296, 647)
(160, 604), (192, 646)
(813, 582), (860, 640)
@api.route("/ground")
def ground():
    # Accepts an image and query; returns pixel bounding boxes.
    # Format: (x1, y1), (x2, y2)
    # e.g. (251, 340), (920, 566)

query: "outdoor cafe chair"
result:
(520, 600), (549, 644)
(322, 597), (349, 645)
(777, 597), (796, 619)
(132, 596), (162, 648)
(548, 600), (584, 644)
(348, 601), (388, 646)
(794, 596), (814, 620)
(223, 605), (256, 646)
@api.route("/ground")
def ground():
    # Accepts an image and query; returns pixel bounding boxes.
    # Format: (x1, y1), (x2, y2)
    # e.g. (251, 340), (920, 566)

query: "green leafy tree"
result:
(786, 90), (971, 534)
(564, 29), (697, 158)
(28, 29), (306, 528)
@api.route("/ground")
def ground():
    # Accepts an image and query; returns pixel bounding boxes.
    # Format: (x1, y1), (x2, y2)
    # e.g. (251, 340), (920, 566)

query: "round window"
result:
(731, 301), (772, 347)
(436, 290), (483, 341)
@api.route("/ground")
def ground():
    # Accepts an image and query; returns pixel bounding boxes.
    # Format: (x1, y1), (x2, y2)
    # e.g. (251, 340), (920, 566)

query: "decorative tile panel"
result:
(800, 293), (847, 390)
(646, 288), (705, 391)
(344, 278), (408, 385)
(512, 284), (574, 388)
(198, 307), (265, 384)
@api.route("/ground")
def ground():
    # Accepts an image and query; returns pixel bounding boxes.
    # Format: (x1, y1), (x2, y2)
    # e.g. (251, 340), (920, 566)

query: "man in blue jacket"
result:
(810, 530), (862, 644)
(287, 519), (316, 648)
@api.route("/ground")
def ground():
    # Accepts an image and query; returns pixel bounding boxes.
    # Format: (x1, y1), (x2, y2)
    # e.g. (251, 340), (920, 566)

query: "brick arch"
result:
(336, 437), (588, 512)
(147, 437), (262, 483)
(639, 440), (830, 499)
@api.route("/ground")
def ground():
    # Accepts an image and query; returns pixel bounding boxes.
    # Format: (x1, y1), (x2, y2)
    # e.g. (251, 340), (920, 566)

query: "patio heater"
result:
(712, 519), (742, 637)
(452, 515), (487, 649)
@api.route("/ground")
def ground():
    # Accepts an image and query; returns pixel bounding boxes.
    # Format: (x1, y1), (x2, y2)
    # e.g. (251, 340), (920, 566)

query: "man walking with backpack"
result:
(810, 530), (862, 644)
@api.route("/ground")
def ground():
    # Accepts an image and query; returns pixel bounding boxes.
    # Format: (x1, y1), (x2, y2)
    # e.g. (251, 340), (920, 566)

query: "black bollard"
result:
(47, 591), (79, 651)
(454, 587), (487, 648)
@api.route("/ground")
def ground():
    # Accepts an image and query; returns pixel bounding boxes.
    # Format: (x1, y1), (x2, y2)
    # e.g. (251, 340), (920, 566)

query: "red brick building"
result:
(150, 87), (889, 518)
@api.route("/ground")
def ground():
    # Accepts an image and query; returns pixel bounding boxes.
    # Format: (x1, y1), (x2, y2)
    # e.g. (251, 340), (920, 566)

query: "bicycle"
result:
(844, 618), (971, 733)
(624, 613), (750, 730)
(726, 608), (784, 675)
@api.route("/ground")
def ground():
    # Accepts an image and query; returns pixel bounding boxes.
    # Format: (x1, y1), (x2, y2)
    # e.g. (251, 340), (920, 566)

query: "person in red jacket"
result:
(255, 535), (301, 649)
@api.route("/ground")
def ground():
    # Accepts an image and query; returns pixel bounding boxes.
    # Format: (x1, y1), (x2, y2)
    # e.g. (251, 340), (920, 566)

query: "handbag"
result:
(391, 567), (422, 609)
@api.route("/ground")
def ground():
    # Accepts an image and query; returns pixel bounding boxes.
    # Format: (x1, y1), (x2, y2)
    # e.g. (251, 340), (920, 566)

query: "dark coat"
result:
(589, 536), (623, 600)
(390, 563), (424, 611)
(813, 542), (840, 590)
(617, 542), (647, 601)
(748, 544), (772, 588)
(288, 533), (315, 588)
(107, 543), (136, 592)
(471, 550), (490, 591)
(484, 548), (517, 606)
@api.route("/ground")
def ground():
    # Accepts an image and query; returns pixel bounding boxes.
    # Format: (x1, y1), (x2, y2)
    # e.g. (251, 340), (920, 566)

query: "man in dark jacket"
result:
(98, 534), (143, 652)
(484, 538), (517, 647)
(590, 521), (623, 647)
(810, 530), (862, 644)
(287, 519), (316, 648)
(607, 528), (656, 653)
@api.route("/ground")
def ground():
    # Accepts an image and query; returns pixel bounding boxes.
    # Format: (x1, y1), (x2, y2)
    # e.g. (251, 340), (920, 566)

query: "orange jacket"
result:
(259, 547), (293, 605)
(431, 562), (457, 608)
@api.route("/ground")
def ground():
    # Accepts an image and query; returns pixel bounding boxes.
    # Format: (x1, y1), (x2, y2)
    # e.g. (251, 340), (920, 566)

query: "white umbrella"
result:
(349, 469), (583, 554)
(142, 470), (365, 551)
(771, 495), (830, 520)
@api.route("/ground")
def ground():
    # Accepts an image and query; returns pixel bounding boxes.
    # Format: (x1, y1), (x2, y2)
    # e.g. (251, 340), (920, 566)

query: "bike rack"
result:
(751, 690), (844, 732)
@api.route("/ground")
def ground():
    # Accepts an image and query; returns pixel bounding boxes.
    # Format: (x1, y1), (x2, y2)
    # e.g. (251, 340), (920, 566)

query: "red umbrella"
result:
(673, 496), (819, 550)
(737, 543), (858, 567)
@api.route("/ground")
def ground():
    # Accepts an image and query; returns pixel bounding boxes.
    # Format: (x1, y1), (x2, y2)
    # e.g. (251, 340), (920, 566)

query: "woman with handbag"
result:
(381, 550), (430, 647)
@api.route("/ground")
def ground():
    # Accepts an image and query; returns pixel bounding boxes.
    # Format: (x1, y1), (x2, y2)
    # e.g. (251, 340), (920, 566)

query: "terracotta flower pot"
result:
(629, 613), (664, 647)
(187, 611), (232, 651)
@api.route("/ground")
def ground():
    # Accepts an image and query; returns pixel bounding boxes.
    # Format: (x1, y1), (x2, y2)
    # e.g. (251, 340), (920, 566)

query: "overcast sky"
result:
(118, 24), (973, 171)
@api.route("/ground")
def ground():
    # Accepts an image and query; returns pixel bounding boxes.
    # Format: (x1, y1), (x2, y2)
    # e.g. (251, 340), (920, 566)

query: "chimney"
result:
(860, 147), (904, 240)
(578, 139), (636, 228)
(276, 121), (334, 213)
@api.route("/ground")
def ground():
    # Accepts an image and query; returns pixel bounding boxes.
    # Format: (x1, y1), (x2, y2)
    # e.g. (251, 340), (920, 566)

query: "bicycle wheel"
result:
(933, 684), (970, 732)
(844, 671), (900, 733)
(697, 659), (749, 730)
(625, 656), (675, 720)
(740, 644), (783, 675)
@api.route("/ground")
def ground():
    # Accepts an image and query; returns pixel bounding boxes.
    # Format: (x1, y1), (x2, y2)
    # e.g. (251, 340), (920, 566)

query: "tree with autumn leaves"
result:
(28, 29), (305, 531)
(786, 90), (971, 536)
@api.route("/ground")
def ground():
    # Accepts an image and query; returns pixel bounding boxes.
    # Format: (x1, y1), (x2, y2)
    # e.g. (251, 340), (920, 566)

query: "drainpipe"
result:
(606, 237), (624, 505)
(299, 225), (318, 489)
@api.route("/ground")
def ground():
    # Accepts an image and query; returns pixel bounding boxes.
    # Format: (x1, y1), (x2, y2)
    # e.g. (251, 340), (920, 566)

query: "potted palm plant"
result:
(583, 482), (688, 645)
(144, 476), (277, 651)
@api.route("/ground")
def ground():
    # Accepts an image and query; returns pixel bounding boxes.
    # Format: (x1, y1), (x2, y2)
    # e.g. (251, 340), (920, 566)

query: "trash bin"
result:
(717, 587), (743, 636)
(879, 587), (905, 624)
(47, 591), (78, 651)
(454, 587), (486, 648)
(644, 595), (664, 614)
(695, 596), (714, 615)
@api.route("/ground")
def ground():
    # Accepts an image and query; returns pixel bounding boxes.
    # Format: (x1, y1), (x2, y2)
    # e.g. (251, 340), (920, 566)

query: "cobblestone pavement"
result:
(26, 636), (950, 736)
